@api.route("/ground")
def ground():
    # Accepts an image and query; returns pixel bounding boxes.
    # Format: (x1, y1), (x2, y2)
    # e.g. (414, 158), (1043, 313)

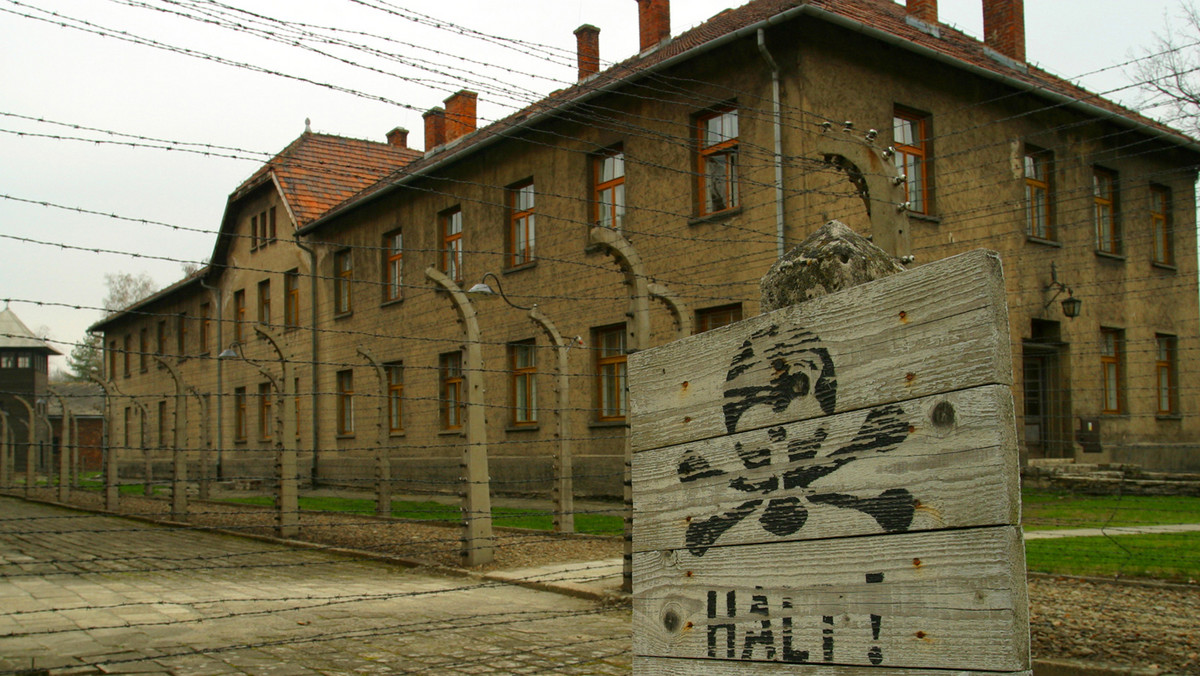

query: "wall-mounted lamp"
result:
(467, 272), (531, 310)
(1044, 262), (1082, 318)
(216, 342), (243, 360)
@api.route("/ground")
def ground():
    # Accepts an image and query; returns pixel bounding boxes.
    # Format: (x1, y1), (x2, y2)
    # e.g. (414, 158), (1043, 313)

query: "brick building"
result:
(94, 0), (1200, 501)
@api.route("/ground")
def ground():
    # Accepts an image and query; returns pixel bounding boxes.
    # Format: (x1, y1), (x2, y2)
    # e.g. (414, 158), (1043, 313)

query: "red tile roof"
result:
(93, 133), (421, 330)
(233, 132), (422, 227)
(305, 0), (1195, 231)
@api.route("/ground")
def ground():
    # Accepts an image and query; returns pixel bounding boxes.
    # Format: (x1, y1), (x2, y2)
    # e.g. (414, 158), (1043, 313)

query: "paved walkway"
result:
(1022, 523), (1200, 540)
(0, 496), (630, 675)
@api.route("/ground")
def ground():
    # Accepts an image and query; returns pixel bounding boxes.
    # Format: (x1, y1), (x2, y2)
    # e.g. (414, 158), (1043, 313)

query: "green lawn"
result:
(221, 495), (624, 535)
(77, 477), (164, 495)
(1025, 532), (1200, 582)
(1021, 488), (1200, 531)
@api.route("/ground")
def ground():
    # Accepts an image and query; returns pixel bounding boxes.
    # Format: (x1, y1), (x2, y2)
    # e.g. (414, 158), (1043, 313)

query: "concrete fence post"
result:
(357, 347), (392, 519)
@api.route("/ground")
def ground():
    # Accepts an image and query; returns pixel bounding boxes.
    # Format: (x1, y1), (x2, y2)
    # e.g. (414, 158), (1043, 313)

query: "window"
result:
(139, 328), (148, 373)
(508, 182), (535, 267)
(594, 147), (625, 229)
(177, 312), (188, 355)
(156, 320), (166, 356)
(336, 370), (354, 436)
(16, 354), (30, 369)
(386, 362), (403, 433)
(1156, 334), (1177, 415)
(1151, 185), (1172, 265)
(697, 107), (739, 215)
(511, 341), (537, 425)
(595, 325), (627, 420)
(1094, 167), (1119, 254)
(258, 382), (273, 440)
(251, 208), (275, 249)
(1100, 328), (1124, 414)
(1024, 147), (1052, 240)
(440, 352), (464, 430)
(158, 400), (167, 448)
(383, 230), (403, 302)
(893, 108), (930, 214)
(234, 386), (247, 441)
(200, 302), (211, 354)
(334, 250), (353, 315)
(108, 340), (117, 380)
(233, 290), (246, 342)
(123, 407), (131, 450)
(258, 279), (271, 325)
(695, 304), (743, 333)
(284, 269), (300, 328)
(123, 334), (131, 377)
(441, 208), (463, 282)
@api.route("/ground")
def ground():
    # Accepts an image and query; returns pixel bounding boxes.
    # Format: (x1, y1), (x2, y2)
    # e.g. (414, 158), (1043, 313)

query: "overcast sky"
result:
(0, 0), (1189, 374)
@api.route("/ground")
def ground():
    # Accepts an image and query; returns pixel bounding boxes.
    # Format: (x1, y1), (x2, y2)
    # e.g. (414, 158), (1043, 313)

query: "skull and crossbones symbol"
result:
(679, 324), (916, 557)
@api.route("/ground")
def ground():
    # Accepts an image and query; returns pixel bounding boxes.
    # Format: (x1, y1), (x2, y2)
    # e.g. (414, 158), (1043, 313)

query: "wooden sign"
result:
(629, 250), (1030, 674)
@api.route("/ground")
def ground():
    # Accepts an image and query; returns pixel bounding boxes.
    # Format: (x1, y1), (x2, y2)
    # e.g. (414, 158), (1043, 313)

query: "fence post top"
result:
(760, 220), (905, 312)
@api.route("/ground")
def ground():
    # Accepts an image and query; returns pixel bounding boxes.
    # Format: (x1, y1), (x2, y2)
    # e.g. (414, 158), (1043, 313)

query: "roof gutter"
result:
(301, 2), (1199, 236)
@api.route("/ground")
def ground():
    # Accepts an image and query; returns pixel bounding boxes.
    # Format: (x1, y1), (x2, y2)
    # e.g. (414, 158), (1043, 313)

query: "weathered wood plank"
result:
(633, 526), (1029, 672)
(633, 385), (1019, 554)
(634, 656), (1032, 675)
(628, 250), (1010, 454)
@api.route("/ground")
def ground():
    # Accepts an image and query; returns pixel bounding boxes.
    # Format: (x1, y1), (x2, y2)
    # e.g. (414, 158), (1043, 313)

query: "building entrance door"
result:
(1022, 337), (1069, 459)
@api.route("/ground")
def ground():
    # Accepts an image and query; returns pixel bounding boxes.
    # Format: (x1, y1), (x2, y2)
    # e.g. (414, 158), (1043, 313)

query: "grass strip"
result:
(1025, 531), (1200, 582)
(221, 495), (623, 535)
(1021, 489), (1200, 531)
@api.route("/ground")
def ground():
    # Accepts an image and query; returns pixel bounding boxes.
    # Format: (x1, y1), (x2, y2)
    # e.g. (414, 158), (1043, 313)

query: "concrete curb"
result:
(1027, 571), (1197, 591)
(1033, 658), (1164, 675)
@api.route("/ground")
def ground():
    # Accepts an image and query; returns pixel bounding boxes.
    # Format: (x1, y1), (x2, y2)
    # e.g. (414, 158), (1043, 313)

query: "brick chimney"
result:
(423, 107), (445, 149)
(983, 0), (1025, 63)
(443, 90), (478, 144)
(575, 24), (600, 81)
(636, 0), (670, 52)
(906, 0), (937, 24)
(386, 127), (409, 148)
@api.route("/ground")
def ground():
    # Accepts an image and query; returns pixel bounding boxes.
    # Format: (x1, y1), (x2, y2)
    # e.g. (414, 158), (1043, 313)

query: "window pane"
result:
(598, 187), (613, 228)
(706, 110), (737, 145)
(705, 152), (730, 213)
(1104, 363), (1118, 411)
(1160, 369), (1171, 412)
(893, 116), (916, 146)
(614, 184), (625, 228)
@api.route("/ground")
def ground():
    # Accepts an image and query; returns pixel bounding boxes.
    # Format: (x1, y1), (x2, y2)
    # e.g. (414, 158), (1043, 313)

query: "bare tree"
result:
(180, 258), (209, 277)
(60, 273), (159, 381)
(1130, 2), (1200, 136)
(102, 271), (158, 315)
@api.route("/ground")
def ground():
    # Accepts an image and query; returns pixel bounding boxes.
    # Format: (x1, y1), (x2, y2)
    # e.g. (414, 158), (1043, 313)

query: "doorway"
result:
(1022, 320), (1070, 459)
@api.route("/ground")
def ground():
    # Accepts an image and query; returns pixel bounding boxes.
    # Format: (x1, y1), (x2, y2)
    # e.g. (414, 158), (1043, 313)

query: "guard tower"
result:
(0, 305), (60, 475)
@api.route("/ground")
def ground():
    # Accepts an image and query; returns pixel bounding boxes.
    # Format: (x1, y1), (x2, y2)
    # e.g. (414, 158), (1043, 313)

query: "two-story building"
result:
(93, 0), (1200, 504)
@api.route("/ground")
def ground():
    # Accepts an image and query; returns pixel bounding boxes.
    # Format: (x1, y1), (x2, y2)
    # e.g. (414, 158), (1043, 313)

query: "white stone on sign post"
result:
(630, 234), (1030, 674)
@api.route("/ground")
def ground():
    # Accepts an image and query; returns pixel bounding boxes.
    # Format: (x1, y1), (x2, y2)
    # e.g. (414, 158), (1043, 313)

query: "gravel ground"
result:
(9, 488), (1199, 673)
(1029, 575), (1200, 674)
